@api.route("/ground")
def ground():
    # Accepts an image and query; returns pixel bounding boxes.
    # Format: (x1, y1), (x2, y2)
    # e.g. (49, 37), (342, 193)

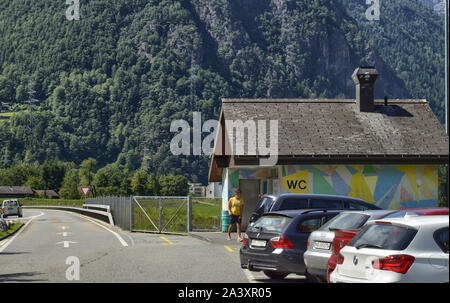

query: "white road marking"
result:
(56, 241), (77, 248)
(0, 214), (39, 253)
(57, 232), (71, 237)
(69, 212), (129, 247)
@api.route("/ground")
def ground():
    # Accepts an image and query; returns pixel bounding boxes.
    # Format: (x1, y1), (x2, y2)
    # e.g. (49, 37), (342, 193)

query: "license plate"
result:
(314, 241), (331, 250)
(251, 239), (267, 248)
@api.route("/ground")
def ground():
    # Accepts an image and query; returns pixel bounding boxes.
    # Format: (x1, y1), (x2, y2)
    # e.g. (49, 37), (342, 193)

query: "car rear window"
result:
(310, 199), (343, 209)
(346, 201), (370, 210)
(433, 227), (449, 253)
(254, 197), (273, 215)
(278, 198), (308, 211)
(319, 213), (370, 231)
(298, 217), (323, 233)
(250, 215), (292, 233)
(348, 224), (417, 251)
(4, 201), (17, 206)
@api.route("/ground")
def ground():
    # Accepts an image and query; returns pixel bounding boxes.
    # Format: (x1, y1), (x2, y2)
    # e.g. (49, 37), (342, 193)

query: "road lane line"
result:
(160, 236), (174, 245)
(0, 211), (44, 253)
(0, 218), (33, 253)
(56, 241), (77, 248)
(224, 245), (234, 252)
(243, 269), (257, 283)
(57, 232), (71, 237)
(70, 213), (129, 247)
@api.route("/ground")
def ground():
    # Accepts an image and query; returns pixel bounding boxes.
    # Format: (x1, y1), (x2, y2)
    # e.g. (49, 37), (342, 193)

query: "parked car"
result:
(303, 209), (394, 282)
(240, 209), (344, 280)
(1, 199), (23, 218)
(249, 194), (381, 224)
(329, 215), (449, 283)
(326, 207), (449, 282)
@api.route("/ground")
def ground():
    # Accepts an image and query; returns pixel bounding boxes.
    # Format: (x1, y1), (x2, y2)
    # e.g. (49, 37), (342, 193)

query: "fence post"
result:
(159, 197), (163, 233)
(130, 196), (134, 231)
(187, 196), (192, 232)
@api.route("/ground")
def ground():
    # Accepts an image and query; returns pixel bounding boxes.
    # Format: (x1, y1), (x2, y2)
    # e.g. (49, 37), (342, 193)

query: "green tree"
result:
(159, 174), (188, 196)
(131, 169), (148, 195)
(41, 160), (66, 190)
(25, 176), (46, 189)
(79, 158), (97, 188)
(59, 169), (81, 199)
(147, 173), (160, 196)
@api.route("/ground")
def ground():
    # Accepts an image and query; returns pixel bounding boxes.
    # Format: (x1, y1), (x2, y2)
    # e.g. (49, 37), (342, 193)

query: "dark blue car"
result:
(240, 209), (344, 280)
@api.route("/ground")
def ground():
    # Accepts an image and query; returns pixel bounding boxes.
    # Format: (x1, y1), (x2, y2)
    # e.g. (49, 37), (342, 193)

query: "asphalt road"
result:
(0, 209), (308, 283)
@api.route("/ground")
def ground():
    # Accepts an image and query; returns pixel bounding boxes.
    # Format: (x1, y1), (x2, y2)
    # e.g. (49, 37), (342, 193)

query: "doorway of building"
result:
(239, 179), (261, 231)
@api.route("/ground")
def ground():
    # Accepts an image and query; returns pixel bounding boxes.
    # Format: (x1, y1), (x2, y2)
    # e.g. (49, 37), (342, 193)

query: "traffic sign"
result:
(80, 186), (90, 197)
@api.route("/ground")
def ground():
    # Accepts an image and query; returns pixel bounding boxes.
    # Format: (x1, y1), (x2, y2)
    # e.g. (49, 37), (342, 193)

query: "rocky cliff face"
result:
(178, 0), (409, 98)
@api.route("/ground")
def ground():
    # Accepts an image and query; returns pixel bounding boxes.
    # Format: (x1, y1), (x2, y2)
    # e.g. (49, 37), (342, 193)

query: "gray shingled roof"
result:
(220, 98), (449, 157)
(0, 186), (34, 195)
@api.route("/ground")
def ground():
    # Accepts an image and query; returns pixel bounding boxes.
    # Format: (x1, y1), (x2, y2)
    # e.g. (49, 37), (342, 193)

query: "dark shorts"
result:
(230, 215), (241, 224)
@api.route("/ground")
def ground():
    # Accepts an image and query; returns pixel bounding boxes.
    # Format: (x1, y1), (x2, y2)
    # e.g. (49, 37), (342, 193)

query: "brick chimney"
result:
(352, 66), (378, 112)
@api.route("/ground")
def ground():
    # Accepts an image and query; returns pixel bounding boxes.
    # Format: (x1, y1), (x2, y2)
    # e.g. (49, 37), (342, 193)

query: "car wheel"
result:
(263, 271), (288, 280)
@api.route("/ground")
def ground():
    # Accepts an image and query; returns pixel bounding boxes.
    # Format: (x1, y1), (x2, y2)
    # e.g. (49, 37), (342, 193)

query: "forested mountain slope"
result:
(0, 0), (445, 184)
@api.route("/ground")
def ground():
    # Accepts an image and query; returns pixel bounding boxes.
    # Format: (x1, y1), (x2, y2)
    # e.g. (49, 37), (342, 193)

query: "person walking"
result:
(227, 189), (244, 241)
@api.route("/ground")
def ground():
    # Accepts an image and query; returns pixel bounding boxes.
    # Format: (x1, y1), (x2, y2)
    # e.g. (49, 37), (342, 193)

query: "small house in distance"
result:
(208, 66), (449, 230)
(0, 186), (34, 198)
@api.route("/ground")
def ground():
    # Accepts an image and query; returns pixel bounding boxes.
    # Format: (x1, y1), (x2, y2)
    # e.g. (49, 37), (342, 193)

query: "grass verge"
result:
(0, 222), (23, 240)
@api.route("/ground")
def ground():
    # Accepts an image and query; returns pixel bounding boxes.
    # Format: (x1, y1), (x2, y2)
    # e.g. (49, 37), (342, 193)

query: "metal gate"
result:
(132, 196), (190, 234)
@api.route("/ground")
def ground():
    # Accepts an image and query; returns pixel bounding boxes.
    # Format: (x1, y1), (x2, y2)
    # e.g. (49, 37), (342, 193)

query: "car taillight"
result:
(270, 236), (294, 249)
(242, 234), (248, 245)
(327, 254), (337, 283)
(372, 255), (415, 274)
(337, 253), (344, 265)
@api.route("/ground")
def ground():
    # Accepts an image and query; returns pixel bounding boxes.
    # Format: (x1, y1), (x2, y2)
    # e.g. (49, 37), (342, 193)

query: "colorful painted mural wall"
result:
(222, 165), (439, 210)
(280, 165), (438, 209)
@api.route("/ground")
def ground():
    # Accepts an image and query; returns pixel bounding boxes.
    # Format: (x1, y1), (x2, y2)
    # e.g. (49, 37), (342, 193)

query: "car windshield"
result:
(250, 215), (292, 233)
(4, 201), (17, 206)
(319, 213), (370, 231)
(348, 223), (417, 251)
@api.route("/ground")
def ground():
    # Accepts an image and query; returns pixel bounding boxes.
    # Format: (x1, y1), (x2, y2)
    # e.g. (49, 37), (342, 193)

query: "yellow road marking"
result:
(160, 236), (174, 245)
(224, 245), (234, 252)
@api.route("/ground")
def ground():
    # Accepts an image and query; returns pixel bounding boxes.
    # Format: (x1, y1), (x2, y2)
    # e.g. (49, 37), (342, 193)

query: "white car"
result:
(330, 215), (449, 283)
(1, 199), (23, 218)
(304, 210), (394, 282)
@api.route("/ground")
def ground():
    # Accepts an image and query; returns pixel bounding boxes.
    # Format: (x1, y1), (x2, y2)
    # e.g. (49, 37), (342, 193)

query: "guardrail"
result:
(23, 205), (115, 226)
(83, 204), (111, 213)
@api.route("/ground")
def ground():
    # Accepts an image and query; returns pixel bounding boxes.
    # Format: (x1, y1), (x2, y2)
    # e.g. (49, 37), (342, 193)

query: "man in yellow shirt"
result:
(227, 189), (244, 241)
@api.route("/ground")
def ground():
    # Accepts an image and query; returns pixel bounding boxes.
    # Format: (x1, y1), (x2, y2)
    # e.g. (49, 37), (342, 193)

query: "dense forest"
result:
(0, 159), (189, 198)
(0, 0), (446, 185)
